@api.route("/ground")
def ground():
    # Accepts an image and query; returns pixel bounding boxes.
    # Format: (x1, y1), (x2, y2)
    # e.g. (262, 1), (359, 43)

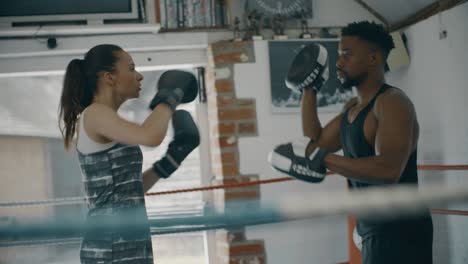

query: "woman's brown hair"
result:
(58, 44), (123, 150)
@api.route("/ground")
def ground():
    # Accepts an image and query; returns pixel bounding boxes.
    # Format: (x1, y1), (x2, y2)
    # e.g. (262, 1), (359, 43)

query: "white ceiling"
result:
(361, 0), (439, 25)
(356, 0), (468, 30)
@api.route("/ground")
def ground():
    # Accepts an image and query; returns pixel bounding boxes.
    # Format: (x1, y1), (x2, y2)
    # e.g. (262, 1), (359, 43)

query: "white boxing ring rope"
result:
(1, 182), (468, 248)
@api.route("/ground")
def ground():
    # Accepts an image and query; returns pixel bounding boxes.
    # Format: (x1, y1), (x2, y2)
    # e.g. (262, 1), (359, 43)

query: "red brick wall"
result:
(206, 40), (266, 263)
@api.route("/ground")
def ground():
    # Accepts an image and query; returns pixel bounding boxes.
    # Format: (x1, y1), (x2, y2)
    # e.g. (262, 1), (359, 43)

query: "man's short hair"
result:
(341, 21), (395, 59)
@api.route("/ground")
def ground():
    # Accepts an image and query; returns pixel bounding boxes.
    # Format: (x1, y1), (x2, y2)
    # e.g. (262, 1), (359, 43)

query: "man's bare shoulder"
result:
(380, 86), (414, 104)
(375, 86), (416, 117)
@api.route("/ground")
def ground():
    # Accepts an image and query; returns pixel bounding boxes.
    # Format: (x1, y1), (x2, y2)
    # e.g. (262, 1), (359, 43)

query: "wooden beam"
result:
(225, 0), (234, 26)
(431, 209), (468, 216)
(154, 0), (161, 24)
(354, 0), (389, 28)
(390, 0), (468, 31)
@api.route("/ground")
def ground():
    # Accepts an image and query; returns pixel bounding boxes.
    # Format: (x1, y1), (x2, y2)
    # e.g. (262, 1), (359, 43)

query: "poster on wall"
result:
(268, 39), (354, 113)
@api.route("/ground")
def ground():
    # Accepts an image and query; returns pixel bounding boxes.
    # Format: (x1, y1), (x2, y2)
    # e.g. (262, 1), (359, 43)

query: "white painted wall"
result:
(310, 0), (380, 27)
(386, 2), (468, 263)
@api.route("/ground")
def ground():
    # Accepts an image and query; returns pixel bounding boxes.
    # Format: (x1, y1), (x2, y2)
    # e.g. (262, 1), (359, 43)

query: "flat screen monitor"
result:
(0, 0), (139, 25)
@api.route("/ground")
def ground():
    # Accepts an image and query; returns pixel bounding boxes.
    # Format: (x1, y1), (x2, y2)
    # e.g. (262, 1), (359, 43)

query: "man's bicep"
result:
(374, 95), (415, 169)
(317, 114), (343, 153)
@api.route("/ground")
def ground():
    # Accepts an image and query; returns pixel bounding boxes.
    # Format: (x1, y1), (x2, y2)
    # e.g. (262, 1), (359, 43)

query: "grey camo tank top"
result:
(77, 113), (153, 263)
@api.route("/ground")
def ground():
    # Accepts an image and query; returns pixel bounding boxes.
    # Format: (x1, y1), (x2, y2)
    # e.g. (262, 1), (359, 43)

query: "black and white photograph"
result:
(268, 39), (354, 113)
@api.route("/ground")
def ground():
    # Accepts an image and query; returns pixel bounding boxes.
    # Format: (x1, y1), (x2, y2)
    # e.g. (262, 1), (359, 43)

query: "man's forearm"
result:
(301, 89), (322, 141)
(324, 153), (400, 184)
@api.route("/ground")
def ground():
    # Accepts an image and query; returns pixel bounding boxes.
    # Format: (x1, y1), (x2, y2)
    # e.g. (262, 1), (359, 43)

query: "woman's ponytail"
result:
(59, 59), (93, 150)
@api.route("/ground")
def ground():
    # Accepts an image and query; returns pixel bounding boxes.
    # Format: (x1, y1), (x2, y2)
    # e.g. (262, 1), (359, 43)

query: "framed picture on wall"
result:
(268, 39), (354, 113)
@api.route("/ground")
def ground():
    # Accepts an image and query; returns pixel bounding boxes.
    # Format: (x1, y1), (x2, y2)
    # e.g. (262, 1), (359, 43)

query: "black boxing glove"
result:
(149, 70), (198, 111)
(152, 110), (200, 178)
(285, 43), (329, 94)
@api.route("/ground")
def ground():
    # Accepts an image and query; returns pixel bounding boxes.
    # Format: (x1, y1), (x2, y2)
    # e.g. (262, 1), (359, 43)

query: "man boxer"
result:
(269, 21), (433, 264)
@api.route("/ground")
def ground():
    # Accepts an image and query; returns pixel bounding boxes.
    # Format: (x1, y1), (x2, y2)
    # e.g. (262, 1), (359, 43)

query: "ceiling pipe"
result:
(0, 44), (208, 59)
(0, 24), (161, 38)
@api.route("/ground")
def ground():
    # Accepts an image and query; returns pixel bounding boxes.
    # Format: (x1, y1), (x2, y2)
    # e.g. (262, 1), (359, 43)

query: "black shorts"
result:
(361, 231), (433, 264)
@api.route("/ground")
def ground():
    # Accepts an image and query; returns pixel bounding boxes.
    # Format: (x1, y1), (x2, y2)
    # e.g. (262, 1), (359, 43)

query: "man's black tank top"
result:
(339, 84), (432, 239)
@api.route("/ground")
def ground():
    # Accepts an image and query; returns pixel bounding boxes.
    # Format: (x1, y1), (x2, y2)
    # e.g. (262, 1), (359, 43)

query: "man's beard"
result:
(339, 71), (368, 90)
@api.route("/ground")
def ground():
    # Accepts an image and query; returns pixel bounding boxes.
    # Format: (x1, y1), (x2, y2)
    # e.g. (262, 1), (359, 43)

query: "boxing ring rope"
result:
(145, 164), (468, 196)
(1, 164), (468, 248)
(0, 238), (83, 248)
(2, 183), (468, 242)
(0, 196), (85, 207)
(415, 164), (468, 170)
(1, 164), (468, 208)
